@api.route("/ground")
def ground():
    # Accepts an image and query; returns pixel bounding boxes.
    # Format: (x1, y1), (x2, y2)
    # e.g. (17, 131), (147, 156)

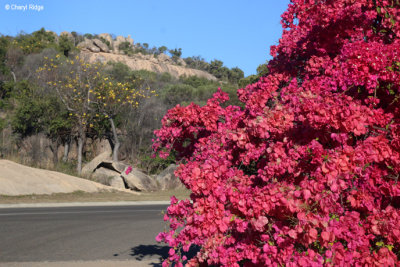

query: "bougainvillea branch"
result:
(154, 0), (400, 266)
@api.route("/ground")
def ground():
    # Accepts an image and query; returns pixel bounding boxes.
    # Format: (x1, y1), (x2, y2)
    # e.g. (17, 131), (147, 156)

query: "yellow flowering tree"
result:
(91, 76), (156, 161)
(37, 54), (155, 173)
(37, 54), (104, 174)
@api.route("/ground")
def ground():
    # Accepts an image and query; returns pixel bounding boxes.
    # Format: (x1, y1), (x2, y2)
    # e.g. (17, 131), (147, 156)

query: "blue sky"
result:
(0, 0), (290, 76)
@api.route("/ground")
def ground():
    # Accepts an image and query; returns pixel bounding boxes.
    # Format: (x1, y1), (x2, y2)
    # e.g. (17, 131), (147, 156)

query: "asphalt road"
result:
(0, 205), (171, 265)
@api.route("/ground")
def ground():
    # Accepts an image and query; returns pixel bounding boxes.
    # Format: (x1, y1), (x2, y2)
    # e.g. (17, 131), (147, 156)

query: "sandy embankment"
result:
(0, 160), (130, 196)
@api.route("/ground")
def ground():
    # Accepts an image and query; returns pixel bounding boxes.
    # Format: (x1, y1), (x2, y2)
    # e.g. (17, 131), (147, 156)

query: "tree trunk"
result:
(50, 142), (59, 166)
(11, 71), (16, 83)
(62, 139), (70, 162)
(109, 117), (120, 162)
(138, 135), (143, 151)
(77, 128), (85, 175)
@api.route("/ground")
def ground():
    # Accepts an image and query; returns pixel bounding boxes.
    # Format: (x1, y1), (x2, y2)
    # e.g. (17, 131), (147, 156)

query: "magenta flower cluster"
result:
(153, 0), (400, 266)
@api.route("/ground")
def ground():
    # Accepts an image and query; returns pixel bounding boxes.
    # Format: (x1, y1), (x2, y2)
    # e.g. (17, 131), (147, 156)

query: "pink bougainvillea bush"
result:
(153, 0), (400, 266)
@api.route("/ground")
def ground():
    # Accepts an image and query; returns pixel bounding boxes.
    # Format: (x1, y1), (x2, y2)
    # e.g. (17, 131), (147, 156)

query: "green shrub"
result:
(119, 41), (134, 56)
(14, 28), (57, 54)
(106, 61), (132, 81)
(161, 84), (194, 106)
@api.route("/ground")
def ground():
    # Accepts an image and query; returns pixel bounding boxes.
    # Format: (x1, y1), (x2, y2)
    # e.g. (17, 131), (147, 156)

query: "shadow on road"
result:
(129, 244), (200, 266)
(130, 244), (169, 266)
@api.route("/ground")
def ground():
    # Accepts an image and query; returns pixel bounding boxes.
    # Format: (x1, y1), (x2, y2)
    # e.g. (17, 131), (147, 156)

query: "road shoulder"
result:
(1, 260), (158, 267)
(0, 201), (170, 209)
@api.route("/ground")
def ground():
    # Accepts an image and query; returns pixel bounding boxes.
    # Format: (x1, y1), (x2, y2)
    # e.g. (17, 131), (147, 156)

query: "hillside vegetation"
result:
(0, 28), (267, 175)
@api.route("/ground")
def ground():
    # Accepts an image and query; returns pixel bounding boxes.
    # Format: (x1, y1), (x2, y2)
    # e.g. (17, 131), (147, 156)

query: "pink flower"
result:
(125, 166), (132, 175)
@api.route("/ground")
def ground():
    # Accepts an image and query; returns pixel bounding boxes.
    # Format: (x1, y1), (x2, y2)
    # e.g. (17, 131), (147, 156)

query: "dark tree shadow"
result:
(130, 244), (169, 266)
(129, 244), (200, 267)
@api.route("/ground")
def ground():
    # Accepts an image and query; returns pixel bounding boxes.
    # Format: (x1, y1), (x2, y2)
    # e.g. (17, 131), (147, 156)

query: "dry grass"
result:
(0, 188), (191, 204)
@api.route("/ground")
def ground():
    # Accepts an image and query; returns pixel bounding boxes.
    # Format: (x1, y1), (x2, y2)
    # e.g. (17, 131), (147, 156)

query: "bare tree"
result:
(4, 46), (24, 85)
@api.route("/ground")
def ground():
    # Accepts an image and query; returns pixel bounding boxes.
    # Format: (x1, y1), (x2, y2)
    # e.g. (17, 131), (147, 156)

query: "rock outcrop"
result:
(92, 167), (126, 190)
(52, 31), (216, 81)
(90, 167), (121, 186)
(109, 176), (126, 189)
(156, 164), (185, 190)
(82, 154), (158, 192)
(81, 151), (112, 176)
(67, 32), (217, 81)
(92, 38), (109, 53)
(81, 51), (217, 80)
(121, 167), (158, 192)
(77, 39), (101, 53)
(98, 33), (113, 49)
(113, 35), (134, 54)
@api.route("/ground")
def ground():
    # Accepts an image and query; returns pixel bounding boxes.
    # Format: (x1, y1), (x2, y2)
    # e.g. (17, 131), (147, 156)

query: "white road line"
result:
(0, 210), (163, 216)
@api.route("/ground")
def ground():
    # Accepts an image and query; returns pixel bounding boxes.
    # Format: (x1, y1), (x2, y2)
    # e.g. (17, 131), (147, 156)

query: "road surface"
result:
(0, 204), (171, 266)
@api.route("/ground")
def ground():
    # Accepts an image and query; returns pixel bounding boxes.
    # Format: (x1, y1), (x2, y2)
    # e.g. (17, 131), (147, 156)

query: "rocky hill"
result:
(58, 32), (217, 80)
(82, 51), (217, 80)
